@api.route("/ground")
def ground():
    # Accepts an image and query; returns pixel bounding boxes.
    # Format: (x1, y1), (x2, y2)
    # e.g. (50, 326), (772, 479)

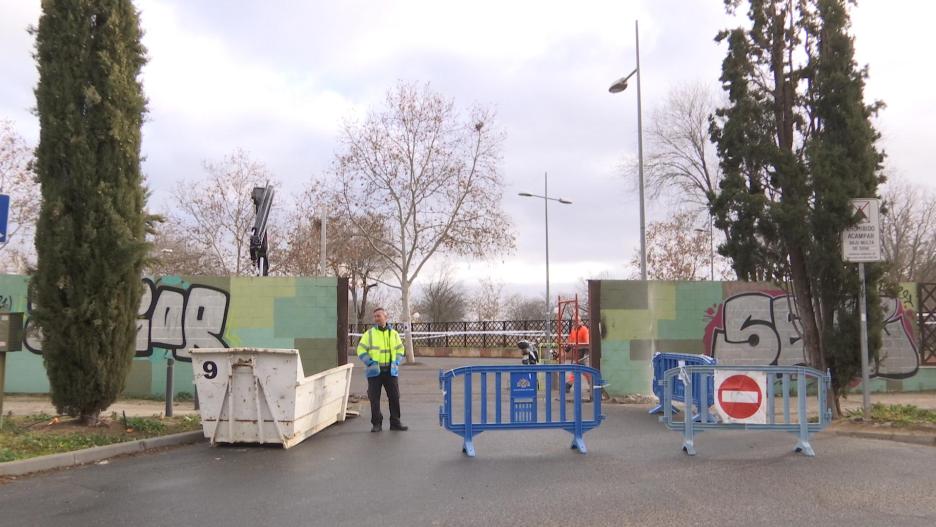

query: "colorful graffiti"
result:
(136, 278), (230, 360)
(2, 274), (341, 396)
(24, 277), (231, 362)
(703, 290), (919, 379)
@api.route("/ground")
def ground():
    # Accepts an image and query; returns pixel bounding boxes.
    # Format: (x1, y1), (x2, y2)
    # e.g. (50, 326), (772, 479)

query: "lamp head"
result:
(609, 78), (629, 93)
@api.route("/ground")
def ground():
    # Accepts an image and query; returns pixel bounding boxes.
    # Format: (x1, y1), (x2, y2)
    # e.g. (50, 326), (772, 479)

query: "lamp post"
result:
(694, 216), (715, 281)
(519, 172), (572, 351)
(609, 20), (647, 281)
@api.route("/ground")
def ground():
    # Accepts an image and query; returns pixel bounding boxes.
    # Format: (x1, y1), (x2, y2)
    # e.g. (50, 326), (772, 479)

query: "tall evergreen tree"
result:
(710, 0), (885, 414)
(32, 0), (150, 424)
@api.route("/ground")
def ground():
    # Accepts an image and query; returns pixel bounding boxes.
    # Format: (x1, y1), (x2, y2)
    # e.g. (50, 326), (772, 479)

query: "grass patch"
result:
(845, 403), (936, 426)
(0, 414), (201, 463)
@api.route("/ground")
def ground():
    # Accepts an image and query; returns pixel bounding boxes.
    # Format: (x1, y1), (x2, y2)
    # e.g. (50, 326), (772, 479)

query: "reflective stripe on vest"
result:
(358, 327), (403, 366)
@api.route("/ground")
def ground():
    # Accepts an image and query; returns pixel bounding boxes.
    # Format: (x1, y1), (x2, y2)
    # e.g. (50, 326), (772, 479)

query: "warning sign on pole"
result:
(842, 198), (882, 262)
(714, 371), (768, 424)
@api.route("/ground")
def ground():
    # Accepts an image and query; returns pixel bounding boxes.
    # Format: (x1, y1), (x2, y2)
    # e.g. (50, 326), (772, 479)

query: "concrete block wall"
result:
(596, 280), (935, 397)
(1, 275), (341, 397)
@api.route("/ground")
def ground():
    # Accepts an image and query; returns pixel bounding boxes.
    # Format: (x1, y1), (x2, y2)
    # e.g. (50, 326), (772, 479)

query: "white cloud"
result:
(0, 0), (932, 287)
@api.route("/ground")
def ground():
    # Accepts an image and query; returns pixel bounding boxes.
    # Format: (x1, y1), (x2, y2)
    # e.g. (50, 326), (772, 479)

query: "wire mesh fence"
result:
(349, 319), (588, 349)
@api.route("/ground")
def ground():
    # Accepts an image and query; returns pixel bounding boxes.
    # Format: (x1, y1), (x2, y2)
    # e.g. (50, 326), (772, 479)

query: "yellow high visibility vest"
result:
(356, 326), (405, 367)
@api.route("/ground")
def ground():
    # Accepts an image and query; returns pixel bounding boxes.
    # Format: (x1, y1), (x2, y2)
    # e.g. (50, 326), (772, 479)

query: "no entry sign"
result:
(714, 371), (767, 424)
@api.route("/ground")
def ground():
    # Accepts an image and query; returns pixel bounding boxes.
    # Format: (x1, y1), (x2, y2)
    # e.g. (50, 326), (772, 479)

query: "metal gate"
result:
(920, 283), (936, 366)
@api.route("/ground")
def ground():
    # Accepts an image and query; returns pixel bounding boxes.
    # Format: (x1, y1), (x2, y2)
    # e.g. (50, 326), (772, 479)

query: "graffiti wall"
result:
(2, 275), (342, 396)
(596, 280), (934, 397)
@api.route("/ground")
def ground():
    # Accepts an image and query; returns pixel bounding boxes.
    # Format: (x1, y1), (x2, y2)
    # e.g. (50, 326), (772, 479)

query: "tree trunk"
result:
(400, 280), (417, 363)
(80, 411), (100, 427)
(788, 245), (824, 370)
(789, 245), (838, 418)
(349, 284), (360, 326)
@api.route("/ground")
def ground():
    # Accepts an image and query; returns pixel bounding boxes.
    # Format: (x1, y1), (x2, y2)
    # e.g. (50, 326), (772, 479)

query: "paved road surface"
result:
(2, 358), (935, 526)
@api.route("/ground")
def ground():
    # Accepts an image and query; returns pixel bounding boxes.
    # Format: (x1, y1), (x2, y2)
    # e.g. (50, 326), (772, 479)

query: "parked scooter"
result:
(517, 340), (539, 365)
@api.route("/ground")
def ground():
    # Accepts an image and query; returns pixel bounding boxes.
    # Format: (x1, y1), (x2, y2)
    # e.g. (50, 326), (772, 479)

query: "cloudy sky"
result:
(1, 0), (933, 295)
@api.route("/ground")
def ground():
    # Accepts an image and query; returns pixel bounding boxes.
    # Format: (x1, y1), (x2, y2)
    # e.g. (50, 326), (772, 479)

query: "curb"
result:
(830, 429), (936, 447)
(0, 431), (205, 477)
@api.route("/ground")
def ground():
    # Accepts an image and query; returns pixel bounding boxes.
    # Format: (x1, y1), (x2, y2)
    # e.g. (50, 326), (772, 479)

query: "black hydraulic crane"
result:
(249, 183), (274, 276)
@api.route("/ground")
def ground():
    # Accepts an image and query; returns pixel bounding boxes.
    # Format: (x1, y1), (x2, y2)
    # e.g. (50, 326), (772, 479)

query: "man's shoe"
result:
(371, 423), (382, 433)
(389, 423), (408, 431)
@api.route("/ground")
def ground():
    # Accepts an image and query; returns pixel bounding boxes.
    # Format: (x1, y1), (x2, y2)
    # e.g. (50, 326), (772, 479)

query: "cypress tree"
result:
(32, 0), (149, 424)
(711, 0), (885, 414)
(805, 0), (886, 406)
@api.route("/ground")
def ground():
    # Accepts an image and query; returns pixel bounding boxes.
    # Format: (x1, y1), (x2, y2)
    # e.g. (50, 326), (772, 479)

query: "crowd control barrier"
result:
(660, 365), (832, 457)
(439, 364), (605, 457)
(192, 348), (353, 449)
(649, 352), (716, 420)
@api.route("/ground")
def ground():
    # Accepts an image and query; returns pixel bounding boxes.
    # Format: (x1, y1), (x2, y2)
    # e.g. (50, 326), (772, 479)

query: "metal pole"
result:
(544, 172), (551, 352)
(635, 19), (647, 281)
(320, 206), (327, 275)
(709, 215), (715, 281)
(165, 356), (175, 417)
(859, 262), (871, 419)
(0, 352), (6, 431)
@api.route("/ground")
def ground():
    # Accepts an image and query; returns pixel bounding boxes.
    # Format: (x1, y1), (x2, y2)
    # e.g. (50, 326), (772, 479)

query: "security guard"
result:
(356, 307), (408, 432)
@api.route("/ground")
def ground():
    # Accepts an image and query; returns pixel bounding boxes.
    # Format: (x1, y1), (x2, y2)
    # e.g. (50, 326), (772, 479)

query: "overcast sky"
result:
(1, 0), (933, 295)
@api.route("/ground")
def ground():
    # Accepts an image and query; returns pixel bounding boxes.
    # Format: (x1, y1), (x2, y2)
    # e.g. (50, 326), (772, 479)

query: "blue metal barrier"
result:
(439, 364), (605, 457)
(649, 352), (716, 420)
(660, 365), (832, 457)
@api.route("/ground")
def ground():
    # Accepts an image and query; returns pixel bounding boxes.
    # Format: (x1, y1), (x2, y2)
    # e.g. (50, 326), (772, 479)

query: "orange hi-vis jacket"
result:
(567, 325), (590, 347)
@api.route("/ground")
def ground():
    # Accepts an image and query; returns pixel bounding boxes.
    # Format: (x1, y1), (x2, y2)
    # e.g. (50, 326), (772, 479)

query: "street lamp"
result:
(519, 172), (572, 350)
(609, 20), (647, 281)
(694, 216), (715, 281)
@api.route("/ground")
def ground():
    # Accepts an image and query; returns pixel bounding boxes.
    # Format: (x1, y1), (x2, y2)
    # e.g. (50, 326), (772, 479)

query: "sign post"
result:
(0, 313), (24, 431)
(842, 198), (882, 420)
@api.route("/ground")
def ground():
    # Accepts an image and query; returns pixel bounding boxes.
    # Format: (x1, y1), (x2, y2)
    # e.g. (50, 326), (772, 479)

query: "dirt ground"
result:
(2, 395), (199, 418)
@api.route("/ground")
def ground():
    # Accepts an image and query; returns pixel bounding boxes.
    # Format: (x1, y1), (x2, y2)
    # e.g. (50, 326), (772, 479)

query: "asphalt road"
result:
(2, 358), (935, 527)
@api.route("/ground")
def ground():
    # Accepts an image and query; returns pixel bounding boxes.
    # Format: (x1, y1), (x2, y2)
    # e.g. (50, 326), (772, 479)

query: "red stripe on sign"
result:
(718, 374), (762, 419)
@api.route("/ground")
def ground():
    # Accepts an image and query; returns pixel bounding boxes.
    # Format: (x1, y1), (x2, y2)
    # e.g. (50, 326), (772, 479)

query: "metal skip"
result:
(191, 348), (353, 449)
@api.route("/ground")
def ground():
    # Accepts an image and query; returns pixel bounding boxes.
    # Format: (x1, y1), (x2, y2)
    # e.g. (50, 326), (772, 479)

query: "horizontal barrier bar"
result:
(661, 365), (832, 457)
(439, 364), (605, 457)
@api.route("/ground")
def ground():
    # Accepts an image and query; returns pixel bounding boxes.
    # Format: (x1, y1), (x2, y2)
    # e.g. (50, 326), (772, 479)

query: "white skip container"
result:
(191, 348), (353, 449)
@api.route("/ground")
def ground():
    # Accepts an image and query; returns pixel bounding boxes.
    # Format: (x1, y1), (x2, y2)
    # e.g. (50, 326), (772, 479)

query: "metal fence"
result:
(660, 365), (832, 457)
(349, 319), (588, 349)
(438, 364), (605, 456)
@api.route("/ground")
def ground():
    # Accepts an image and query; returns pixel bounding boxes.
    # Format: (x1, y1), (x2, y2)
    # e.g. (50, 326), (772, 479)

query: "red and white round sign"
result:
(717, 373), (763, 420)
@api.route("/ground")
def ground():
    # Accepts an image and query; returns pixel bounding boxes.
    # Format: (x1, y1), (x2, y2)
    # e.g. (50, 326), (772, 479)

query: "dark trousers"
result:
(367, 371), (402, 426)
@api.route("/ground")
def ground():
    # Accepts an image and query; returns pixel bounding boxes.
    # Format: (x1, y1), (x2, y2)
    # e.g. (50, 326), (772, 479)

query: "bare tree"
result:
(145, 222), (218, 276)
(330, 82), (514, 362)
(168, 149), (281, 276)
(630, 211), (728, 281)
(0, 119), (41, 271)
(627, 83), (722, 223)
(504, 295), (547, 321)
(470, 277), (506, 320)
(881, 176), (936, 283)
(413, 270), (467, 322)
(282, 184), (390, 324)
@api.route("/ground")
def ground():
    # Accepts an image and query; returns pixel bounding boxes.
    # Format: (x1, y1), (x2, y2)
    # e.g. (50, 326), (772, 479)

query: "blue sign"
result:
(0, 194), (9, 244)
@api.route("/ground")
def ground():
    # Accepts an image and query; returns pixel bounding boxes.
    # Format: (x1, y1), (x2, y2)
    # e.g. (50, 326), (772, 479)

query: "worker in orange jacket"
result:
(564, 318), (590, 392)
